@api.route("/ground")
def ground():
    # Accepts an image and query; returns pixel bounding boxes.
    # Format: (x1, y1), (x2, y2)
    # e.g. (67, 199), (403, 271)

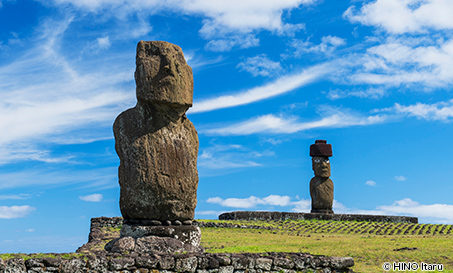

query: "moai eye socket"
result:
(324, 158), (330, 163)
(314, 158), (321, 163)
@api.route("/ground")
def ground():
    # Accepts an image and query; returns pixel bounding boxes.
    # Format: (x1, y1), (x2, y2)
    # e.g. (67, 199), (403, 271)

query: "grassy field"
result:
(198, 219), (453, 273)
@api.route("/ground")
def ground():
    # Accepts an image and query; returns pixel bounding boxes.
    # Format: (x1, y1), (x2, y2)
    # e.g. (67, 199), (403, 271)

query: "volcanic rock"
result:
(113, 41), (198, 222)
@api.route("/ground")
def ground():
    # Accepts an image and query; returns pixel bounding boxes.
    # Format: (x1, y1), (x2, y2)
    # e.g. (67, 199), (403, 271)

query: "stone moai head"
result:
(135, 41), (193, 110)
(310, 140), (332, 178)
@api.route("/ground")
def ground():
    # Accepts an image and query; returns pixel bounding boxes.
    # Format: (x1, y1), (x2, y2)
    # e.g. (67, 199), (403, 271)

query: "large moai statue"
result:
(113, 41), (198, 222)
(107, 41), (202, 254)
(309, 140), (334, 214)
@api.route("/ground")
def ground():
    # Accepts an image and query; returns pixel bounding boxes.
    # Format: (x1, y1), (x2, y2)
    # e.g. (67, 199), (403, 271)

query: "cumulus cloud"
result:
(0, 205), (36, 219)
(237, 54), (282, 77)
(365, 180), (376, 186)
(344, 0), (453, 34)
(79, 193), (103, 202)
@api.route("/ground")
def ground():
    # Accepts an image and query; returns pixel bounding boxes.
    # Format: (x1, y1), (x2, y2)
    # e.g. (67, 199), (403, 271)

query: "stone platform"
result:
(219, 211), (418, 223)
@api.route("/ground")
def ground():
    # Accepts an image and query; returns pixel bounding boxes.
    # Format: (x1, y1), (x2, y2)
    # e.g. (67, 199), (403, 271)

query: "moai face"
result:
(135, 41), (193, 107)
(312, 156), (331, 177)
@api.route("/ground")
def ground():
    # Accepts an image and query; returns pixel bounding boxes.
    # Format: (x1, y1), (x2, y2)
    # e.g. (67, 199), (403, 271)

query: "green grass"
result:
(199, 219), (453, 273)
(0, 252), (84, 261)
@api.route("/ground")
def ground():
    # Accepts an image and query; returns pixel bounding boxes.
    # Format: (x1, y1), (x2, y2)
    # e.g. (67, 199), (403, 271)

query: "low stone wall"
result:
(219, 211), (418, 224)
(0, 252), (354, 273)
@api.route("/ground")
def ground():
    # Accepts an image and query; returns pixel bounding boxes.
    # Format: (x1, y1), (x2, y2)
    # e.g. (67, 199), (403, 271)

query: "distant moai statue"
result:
(309, 140), (334, 214)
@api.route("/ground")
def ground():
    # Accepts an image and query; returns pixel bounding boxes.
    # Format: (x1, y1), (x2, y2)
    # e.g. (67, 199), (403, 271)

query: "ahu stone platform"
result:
(219, 211), (418, 224)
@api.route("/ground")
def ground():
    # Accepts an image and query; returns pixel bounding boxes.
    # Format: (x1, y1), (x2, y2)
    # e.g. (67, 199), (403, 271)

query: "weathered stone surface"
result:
(273, 257), (294, 270)
(158, 255), (175, 269)
(106, 236), (136, 253)
(175, 255), (198, 273)
(135, 41), (193, 107)
(135, 236), (203, 254)
(108, 257), (135, 271)
(4, 258), (26, 273)
(325, 257), (354, 269)
(105, 235), (203, 255)
(218, 211), (418, 223)
(255, 258), (272, 271)
(114, 41), (198, 222)
(310, 176), (334, 214)
(1, 252), (355, 273)
(120, 225), (201, 246)
(61, 258), (85, 273)
(135, 256), (159, 269)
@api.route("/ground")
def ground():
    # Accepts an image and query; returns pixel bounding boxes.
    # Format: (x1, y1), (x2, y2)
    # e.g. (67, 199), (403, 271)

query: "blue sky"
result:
(1, 0), (453, 253)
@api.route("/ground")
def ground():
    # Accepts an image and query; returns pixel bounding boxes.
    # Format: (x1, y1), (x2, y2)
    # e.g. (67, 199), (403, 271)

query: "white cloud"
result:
(0, 167), (117, 190)
(79, 193), (103, 202)
(291, 35), (346, 56)
(378, 198), (453, 223)
(0, 17), (134, 164)
(393, 99), (453, 121)
(348, 38), (453, 88)
(195, 210), (226, 216)
(263, 195), (291, 206)
(0, 205), (36, 219)
(237, 54), (282, 77)
(365, 180), (376, 186)
(205, 34), (259, 51)
(291, 199), (311, 212)
(93, 36), (111, 51)
(344, 0), (453, 34)
(198, 144), (275, 171)
(327, 87), (386, 100)
(202, 109), (386, 136)
(189, 63), (329, 114)
(0, 194), (31, 200)
(26, 229), (36, 232)
(46, 0), (314, 39)
(394, 175), (407, 181)
(207, 194), (453, 223)
(207, 194), (292, 208)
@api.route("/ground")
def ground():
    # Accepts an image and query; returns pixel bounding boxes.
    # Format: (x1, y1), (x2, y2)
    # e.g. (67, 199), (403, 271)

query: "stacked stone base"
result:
(0, 252), (354, 273)
(106, 224), (203, 254)
(105, 221), (204, 254)
(219, 211), (418, 223)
